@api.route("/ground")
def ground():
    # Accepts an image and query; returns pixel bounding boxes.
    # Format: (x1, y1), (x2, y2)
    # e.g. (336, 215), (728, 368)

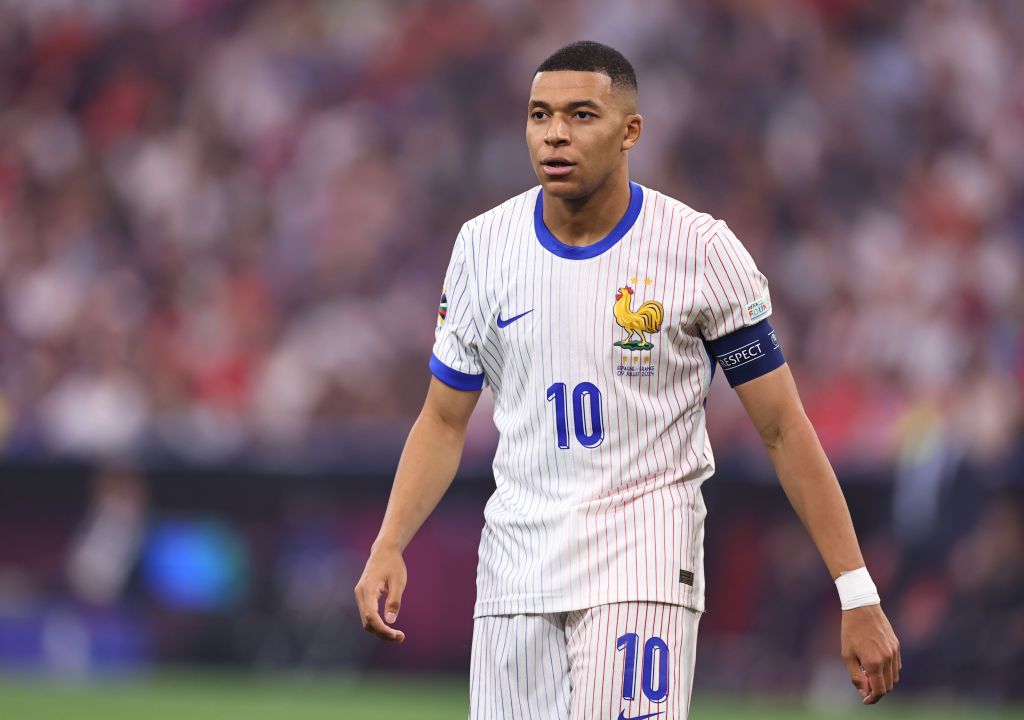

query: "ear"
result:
(621, 113), (643, 151)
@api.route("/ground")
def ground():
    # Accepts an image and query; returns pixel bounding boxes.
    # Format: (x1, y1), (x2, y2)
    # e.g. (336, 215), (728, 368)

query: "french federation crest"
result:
(612, 283), (664, 351)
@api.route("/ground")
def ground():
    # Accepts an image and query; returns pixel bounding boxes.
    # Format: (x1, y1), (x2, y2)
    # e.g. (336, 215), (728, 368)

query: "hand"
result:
(354, 543), (407, 643)
(841, 604), (901, 704)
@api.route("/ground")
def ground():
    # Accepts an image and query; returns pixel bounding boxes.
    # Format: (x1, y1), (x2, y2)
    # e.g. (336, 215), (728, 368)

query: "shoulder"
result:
(636, 183), (727, 250)
(459, 186), (540, 245)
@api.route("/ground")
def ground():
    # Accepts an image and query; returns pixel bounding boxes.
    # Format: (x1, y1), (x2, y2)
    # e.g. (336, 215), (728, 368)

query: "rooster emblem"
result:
(612, 285), (664, 351)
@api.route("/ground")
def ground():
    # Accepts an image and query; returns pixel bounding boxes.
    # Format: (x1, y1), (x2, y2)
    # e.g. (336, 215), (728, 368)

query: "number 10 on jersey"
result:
(545, 381), (604, 449)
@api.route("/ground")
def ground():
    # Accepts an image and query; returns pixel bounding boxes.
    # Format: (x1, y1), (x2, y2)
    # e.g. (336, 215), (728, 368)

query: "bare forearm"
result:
(373, 410), (467, 553)
(766, 418), (902, 705)
(765, 414), (865, 579)
(735, 367), (899, 701)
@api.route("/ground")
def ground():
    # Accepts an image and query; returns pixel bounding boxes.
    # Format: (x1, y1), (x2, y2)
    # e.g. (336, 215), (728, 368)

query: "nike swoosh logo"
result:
(617, 712), (663, 720)
(496, 309), (533, 328)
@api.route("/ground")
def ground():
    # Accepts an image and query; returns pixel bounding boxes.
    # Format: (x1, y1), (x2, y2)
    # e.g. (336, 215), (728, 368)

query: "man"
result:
(355, 41), (900, 718)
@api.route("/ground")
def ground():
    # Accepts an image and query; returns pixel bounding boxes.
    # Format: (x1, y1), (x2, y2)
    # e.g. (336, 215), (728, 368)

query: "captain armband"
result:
(705, 319), (786, 387)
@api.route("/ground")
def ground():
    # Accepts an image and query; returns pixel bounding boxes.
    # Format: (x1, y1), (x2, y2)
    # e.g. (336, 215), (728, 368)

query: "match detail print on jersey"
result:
(429, 181), (780, 617)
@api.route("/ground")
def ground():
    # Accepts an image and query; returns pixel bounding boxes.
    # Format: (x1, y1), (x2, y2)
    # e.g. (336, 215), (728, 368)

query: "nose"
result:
(545, 115), (570, 146)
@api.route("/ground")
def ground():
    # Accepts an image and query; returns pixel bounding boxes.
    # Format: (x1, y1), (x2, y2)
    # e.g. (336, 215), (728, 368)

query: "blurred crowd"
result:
(0, 0), (1021, 473)
(1, 0), (1022, 702)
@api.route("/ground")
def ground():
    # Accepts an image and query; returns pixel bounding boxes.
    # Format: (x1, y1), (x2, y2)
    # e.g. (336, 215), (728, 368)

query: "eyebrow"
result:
(528, 99), (602, 111)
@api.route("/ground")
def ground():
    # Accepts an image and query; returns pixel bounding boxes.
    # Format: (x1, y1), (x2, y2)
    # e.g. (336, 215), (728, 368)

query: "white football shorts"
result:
(469, 602), (701, 719)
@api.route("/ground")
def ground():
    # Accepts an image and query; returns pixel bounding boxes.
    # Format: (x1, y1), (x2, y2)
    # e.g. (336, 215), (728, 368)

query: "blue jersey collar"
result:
(534, 181), (644, 260)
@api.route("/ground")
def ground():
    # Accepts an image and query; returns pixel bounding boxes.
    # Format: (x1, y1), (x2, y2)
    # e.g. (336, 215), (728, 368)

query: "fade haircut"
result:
(536, 41), (638, 94)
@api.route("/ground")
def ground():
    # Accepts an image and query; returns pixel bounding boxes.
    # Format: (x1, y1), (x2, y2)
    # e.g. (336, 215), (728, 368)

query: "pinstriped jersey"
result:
(430, 181), (774, 617)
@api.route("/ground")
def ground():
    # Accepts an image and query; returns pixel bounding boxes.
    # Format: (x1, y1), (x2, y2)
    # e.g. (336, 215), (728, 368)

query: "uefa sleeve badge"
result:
(437, 289), (448, 328)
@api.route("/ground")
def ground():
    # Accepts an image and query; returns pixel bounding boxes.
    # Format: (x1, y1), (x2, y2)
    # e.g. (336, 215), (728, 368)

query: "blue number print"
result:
(546, 381), (605, 449)
(572, 382), (604, 447)
(615, 633), (670, 704)
(616, 633), (639, 701)
(642, 636), (669, 703)
(545, 382), (570, 449)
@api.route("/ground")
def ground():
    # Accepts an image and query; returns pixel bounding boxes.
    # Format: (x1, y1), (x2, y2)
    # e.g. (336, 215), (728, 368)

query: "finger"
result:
(363, 602), (406, 642)
(384, 576), (406, 624)
(864, 662), (886, 704)
(894, 644), (901, 684)
(367, 610), (406, 643)
(843, 656), (868, 700)
(883, 654), (895, 694)
(356, 582), (406, 643)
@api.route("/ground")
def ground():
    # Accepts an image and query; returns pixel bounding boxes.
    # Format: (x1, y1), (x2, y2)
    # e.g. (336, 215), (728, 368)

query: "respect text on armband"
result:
(718, 339), (765, 369)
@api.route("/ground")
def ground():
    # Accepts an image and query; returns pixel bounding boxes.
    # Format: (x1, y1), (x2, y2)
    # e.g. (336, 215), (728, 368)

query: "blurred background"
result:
(0, 0), (1022, 717)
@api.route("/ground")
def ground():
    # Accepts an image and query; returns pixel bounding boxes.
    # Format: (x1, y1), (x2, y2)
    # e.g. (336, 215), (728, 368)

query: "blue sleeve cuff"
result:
(429, 353), (485, 391)
(705, 319), (785, 387)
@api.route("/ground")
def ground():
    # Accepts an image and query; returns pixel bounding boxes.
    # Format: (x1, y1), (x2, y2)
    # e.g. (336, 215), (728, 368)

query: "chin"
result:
(538, 177), (589, 200)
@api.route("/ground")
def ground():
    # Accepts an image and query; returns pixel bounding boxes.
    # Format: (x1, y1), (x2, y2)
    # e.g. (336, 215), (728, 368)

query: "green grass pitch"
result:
(0, 672), (1021, 719)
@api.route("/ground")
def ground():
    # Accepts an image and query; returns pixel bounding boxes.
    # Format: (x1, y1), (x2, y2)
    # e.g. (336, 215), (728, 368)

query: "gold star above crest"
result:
(630, 276), (638, 284)
(644, 278), (652, 285)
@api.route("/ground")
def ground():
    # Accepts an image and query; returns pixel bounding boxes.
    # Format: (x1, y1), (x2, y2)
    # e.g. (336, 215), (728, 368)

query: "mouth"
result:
(540, 158), (576, 177)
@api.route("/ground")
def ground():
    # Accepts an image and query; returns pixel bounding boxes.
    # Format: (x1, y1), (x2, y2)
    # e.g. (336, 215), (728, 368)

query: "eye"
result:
(531, 111), (547, 120)
(574, 111), (594, 120)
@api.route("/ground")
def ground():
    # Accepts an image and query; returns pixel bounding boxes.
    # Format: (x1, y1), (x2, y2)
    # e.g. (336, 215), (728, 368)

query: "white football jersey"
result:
(430, 181), (775, 617)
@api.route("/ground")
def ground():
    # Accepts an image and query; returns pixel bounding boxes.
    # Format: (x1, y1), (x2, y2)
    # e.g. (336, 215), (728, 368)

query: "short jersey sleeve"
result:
(429, 230), (486, 391)
(697, 221), (773, 341)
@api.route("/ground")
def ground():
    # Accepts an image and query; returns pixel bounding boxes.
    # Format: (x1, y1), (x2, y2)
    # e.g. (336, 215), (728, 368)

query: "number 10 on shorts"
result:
(617, 633), (670, 703)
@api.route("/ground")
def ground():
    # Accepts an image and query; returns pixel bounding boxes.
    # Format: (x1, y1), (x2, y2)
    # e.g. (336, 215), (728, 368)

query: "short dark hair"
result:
(536, 41), (637, 93)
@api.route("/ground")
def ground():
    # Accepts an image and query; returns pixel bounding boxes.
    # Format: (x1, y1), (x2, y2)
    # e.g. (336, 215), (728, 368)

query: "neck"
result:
(542, 162), (631, 247)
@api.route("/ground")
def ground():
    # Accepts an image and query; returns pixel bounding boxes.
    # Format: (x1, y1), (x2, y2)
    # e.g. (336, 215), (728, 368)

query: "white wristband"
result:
(835, 567), (880, 610)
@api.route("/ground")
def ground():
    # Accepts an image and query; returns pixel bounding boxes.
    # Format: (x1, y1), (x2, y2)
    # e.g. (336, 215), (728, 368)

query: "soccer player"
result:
(354, 41), (900, 718)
